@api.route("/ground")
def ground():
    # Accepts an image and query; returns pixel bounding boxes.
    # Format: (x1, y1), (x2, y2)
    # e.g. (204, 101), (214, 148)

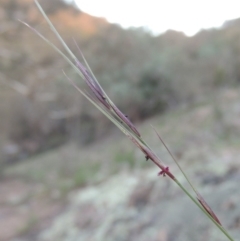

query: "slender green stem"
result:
(151, 125), (199, 193)
(173, 179), (235, 241)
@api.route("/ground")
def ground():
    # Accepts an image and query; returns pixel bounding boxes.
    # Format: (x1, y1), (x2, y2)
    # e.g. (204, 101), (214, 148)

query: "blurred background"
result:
(0, 0), (240, 240)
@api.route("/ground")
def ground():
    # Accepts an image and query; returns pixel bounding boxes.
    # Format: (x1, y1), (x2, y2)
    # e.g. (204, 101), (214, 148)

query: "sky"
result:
(74, 0), (240, 36)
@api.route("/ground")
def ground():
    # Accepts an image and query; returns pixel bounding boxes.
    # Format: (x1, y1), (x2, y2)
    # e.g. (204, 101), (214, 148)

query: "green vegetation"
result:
(73, 162), (101, 187)
(114, 149), (136, 169)
(17, 214), (39, 236)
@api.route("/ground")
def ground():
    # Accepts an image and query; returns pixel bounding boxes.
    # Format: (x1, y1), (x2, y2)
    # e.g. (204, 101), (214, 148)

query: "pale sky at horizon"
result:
(74, 0), (240, 36)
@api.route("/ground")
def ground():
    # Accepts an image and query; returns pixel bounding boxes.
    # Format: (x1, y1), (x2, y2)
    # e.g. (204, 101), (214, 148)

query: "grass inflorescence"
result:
(19, 1), (236, 240)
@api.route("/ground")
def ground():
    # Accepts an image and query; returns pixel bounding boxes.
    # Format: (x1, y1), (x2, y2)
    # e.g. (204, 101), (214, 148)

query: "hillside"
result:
(1, 0), (240, 163)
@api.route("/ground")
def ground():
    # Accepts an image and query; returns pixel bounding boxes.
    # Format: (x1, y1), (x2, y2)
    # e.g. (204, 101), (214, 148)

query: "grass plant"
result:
(19, 1), (236, 240)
